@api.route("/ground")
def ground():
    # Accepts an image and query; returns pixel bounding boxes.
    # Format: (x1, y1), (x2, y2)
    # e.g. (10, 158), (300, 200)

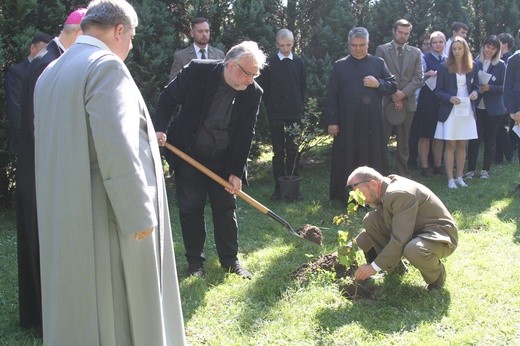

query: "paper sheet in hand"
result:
(478, 70), (492, 85)
(513, 124), (520, 138)
(454, 97), (471, 117)
(425, 75), (437, 91)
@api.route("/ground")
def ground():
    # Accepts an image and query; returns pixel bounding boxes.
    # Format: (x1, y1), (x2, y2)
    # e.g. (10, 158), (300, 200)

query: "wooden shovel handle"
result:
(163, 142), (270, 215)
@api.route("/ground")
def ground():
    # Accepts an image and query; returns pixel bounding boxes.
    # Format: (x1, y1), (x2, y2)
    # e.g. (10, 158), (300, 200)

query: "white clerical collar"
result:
(277, 51), (293, 60)
(53, 37), (67, 53)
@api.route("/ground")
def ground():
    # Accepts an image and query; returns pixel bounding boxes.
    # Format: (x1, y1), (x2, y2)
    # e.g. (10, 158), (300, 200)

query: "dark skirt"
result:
(415, 85), (440, 139)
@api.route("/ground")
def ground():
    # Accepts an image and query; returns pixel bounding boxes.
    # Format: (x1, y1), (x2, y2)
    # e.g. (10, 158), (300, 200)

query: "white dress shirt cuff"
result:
(371, 261), (382, 272)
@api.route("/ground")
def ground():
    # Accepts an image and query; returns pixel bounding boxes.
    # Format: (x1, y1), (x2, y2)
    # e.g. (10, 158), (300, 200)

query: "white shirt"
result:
(194, 43), (209, 59)
(277, 51), (293, 60)
(443, 38), (453, 57)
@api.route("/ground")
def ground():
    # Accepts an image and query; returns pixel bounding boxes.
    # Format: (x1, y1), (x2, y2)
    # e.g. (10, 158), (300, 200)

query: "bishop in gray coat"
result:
(33, 1), (186, 344)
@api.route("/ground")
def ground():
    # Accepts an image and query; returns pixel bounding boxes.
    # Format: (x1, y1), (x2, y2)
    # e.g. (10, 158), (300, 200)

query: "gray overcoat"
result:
(34, 35), (186, 345)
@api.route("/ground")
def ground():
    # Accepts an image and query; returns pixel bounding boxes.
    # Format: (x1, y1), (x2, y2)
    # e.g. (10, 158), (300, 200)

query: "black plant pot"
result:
(278, 175), (301, 202)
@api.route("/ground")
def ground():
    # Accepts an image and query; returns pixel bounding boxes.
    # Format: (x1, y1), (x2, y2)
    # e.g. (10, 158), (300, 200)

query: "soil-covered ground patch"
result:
(297, 224), (323, 245)
(293, 252), (378, 300)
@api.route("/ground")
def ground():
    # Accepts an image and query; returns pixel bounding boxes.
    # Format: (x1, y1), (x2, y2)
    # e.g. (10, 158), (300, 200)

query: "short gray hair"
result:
(348, 166), (383, 183)
(224, 41), (267, 69)
(348, 27), (369, 42)
(276, 28), (294, 42)
(81, 0), (138, 32)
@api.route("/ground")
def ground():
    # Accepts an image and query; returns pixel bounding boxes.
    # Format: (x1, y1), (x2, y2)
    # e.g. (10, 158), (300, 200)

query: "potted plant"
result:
(278, 97), (328, 202)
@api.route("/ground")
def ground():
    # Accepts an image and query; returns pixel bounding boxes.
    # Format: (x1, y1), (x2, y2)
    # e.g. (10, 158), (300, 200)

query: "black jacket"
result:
(154, 60), (263, 178)
(5, 58), (29, 154)
(257, 54), (306, 119)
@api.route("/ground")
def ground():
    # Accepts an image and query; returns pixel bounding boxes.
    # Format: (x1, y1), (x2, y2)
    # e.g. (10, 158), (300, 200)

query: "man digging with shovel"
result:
(154, 41), (267, 279)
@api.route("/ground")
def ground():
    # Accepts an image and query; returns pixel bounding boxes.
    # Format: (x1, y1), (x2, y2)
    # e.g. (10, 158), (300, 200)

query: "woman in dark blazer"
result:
(466, 36), (507, 179)
(415, 31), (446, 177)
(434, 37), (479, 189)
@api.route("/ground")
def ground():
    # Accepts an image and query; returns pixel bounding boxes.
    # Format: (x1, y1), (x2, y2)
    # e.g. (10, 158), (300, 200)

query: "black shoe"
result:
(427, 263), (446, 291)
(224, 263), (252, 279)
(270, 191), (281, 201)
(188, 264), (205, 278)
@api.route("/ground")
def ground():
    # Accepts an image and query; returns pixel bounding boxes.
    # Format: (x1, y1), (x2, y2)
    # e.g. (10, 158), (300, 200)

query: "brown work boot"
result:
(427, 263), (446, 291)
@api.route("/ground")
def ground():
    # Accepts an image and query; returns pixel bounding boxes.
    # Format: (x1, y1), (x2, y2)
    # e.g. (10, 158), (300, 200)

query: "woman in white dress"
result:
(434, 37), (479, 189)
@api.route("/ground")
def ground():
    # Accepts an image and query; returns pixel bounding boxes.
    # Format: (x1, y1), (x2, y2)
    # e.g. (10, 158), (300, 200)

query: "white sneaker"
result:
(463, 171), (475, 179)
(455, 177), (468, 187)
(480, 170), (489, 179)
(448, 179), (457, 189)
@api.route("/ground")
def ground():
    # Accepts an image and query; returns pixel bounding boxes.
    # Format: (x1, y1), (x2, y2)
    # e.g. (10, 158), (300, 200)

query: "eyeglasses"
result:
(347, 179), (371, 190)
(349, 43), (367, 49)
(235, 61), (260, 78)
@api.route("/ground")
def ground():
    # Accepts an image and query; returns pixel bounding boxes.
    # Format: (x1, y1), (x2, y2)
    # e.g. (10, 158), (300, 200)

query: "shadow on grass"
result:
(171, 148), (349, 332)
(315, 278), (451, 335)
(172, 185), (333, 332)
(495, 183), (520, 244)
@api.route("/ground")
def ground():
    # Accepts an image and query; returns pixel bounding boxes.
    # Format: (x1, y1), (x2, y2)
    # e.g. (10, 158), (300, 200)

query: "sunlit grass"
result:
(1, 142), (519, 344)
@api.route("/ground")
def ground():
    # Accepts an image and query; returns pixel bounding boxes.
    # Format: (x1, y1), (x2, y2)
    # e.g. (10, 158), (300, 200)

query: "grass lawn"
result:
(1, 144), (519, 345)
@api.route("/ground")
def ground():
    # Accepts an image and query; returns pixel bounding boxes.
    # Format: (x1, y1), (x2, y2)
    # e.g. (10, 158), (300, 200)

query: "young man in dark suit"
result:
(257, 28), (306, 199)
(5, 32), (51, 156)
(168, 17), (225, 81)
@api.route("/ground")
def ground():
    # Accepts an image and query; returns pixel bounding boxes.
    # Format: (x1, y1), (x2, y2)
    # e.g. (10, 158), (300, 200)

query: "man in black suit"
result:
(5, 32), (52, 156)
(168, 17), (225, 81)
(16, 8), (85, 332)
(495, 32), (516, 164)
(2, 33), (51, 209)
(155, 41), (266, 279)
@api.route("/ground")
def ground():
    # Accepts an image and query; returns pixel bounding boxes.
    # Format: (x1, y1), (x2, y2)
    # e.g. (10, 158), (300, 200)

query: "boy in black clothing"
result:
(258, 29), (306, 199)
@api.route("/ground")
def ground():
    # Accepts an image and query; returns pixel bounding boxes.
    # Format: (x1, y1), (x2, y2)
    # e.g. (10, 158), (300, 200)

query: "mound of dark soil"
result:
(297, 224), (323, 245)
(293, 252), (377, 300)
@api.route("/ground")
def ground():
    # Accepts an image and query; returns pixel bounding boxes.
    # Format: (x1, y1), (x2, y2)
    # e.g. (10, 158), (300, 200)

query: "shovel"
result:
(163, 142), (311, 242)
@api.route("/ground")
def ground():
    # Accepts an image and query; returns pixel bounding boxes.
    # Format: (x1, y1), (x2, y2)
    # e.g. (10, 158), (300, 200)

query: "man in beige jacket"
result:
(347, 166), (458, 290)
(376, 19), (423, 177)
(168, 17), (225, 80)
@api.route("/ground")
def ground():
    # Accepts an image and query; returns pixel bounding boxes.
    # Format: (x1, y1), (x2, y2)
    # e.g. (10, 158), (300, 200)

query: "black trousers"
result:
(269, 118), (299, 192)
(174, 161), (239, 268)
(467, 109), (502, 172)
(494, 115), (517, 163)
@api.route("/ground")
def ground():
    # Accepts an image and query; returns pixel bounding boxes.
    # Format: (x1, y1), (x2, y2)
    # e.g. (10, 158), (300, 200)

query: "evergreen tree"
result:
(220, 0), (275, 50)
(2, 0), (520, 196)
(471, 0), (520, 50)
(127, 0), (185, 114)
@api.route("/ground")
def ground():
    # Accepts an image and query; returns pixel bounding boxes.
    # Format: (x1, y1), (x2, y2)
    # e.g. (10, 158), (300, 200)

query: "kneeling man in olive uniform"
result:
(347, 166), (458, 290)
